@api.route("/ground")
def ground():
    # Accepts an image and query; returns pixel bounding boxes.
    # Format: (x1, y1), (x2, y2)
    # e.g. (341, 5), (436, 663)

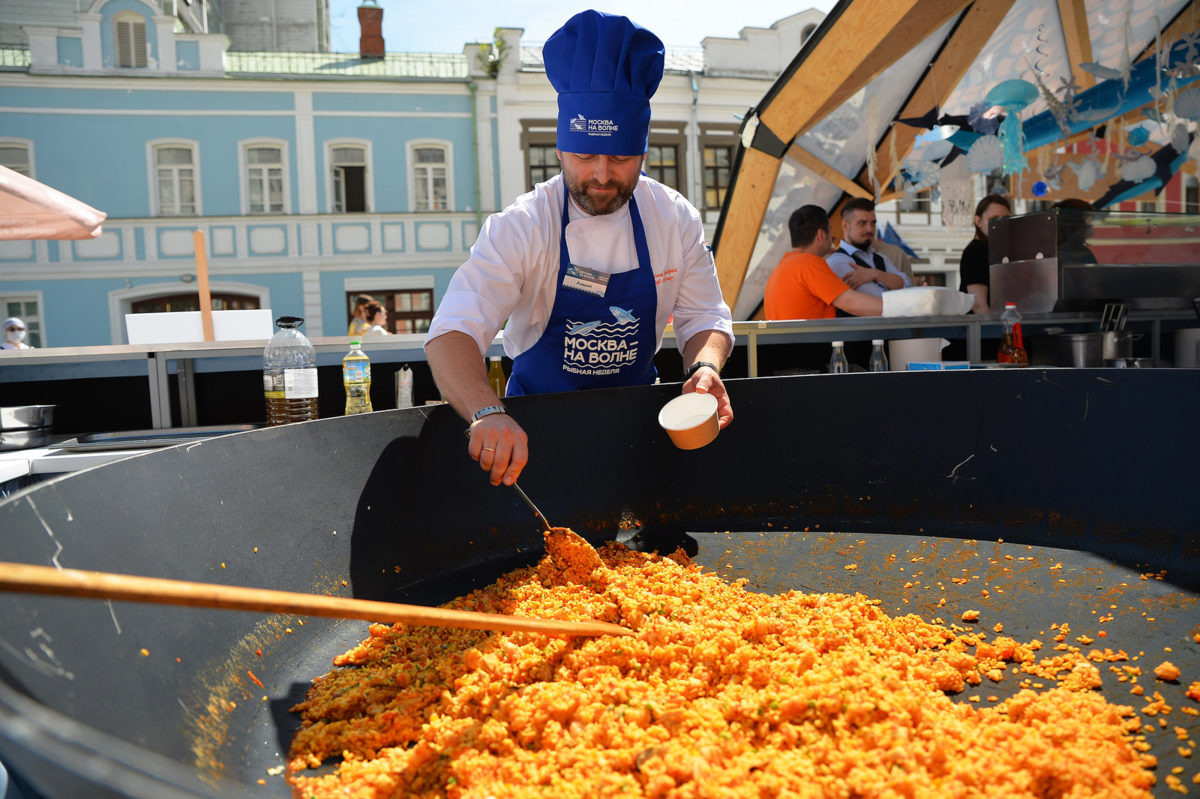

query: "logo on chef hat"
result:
(544, 11), (663, 156)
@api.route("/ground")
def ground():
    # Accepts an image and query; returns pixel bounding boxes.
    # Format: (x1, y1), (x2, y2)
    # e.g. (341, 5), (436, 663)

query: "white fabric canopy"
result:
(0, 164), (106, 241)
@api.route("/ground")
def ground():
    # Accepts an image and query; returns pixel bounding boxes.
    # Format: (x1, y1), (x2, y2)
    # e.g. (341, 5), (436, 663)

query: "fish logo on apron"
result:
(563, 306), (640, 376)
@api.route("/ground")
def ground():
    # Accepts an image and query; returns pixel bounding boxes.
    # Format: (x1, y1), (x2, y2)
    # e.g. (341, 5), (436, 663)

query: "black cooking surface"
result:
(1, 369), (1197, 798)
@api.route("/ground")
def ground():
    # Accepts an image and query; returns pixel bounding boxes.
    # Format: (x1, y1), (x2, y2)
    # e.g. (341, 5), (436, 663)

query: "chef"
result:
(424, 9), (734, 487)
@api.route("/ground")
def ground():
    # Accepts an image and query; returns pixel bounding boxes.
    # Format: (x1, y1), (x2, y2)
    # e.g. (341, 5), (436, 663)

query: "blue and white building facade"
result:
(0, 1), (843, 347)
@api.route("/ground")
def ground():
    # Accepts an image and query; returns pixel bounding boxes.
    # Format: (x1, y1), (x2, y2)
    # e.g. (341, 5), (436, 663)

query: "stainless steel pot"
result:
(0, 405), (55, 451)
(1031, 332), (1140, 368)
(1031, 333), (1101, 367)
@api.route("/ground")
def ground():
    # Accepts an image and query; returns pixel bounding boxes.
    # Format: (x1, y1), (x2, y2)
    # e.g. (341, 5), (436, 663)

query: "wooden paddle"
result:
(0, 561), (632, 638)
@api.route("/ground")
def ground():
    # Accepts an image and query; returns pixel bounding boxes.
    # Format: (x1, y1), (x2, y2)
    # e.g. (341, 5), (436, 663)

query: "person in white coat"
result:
(424, 10), (734, 487)
(1, 317), (32, 350)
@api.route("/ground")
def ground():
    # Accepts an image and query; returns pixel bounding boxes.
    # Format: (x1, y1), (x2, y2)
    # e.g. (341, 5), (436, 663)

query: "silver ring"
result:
(482, 447), (495, 452)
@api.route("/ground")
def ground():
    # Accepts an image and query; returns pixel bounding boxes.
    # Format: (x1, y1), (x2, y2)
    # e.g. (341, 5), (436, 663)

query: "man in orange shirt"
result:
(764, 205), (882, 319)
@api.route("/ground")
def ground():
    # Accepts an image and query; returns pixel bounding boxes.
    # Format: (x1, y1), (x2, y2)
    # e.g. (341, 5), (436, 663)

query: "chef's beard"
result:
(563, 171), (638, 216)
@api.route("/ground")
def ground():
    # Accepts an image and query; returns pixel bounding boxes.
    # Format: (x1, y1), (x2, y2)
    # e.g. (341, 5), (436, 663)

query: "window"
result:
(152, 143), (198, 216)
(644, 144), (678, 190)
(115, 12), (148, 68)
(411, 144), (449, 211)
(344, 289), (433, 334)
(0, 142), (32, 176)
(528, 144), (558, 190)
(330, 145), (367, 213)
(244, 143), (285, 214)
(2, 296), (42, 348)
(1185, 175), (1200, 214)
(1139, 200), (1157, 213)
(130, 293), (260, 313)
(391, 288), (434, 334)
(703, 146), (732, 210)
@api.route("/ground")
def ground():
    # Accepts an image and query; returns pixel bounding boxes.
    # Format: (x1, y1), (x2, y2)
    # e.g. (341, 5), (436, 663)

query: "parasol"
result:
(0, 163), (106, 241)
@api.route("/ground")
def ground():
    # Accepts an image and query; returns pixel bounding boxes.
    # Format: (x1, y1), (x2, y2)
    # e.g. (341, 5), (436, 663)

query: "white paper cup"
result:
(658, 392), (719, 450)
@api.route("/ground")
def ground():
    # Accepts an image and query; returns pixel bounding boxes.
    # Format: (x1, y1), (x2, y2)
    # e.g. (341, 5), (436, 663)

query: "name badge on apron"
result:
(562, 264), (610, 297)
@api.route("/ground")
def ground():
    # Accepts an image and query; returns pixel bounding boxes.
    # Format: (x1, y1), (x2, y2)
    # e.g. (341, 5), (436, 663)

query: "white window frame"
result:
(146, 139), (201, 217)
(114, 10), (148, 68)
(324, 139), (373, 214)
(407, 139), (453, 212)
(0, 139), (35, 178)
(0, 291), (45, 348)
(239, 138), (290, 215)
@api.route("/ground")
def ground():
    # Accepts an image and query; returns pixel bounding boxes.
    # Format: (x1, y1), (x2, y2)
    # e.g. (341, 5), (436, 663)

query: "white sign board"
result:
(125, 310), (275, 345)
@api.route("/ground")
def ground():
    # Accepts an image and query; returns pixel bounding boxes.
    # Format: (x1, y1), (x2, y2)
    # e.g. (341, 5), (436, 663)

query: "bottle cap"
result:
(832, 341), (844, 347)
(350, 340), (361, 347)
(489, 355), (501, 362)
(1004, 302), (1016, 308)
(872, 339), (884, 345)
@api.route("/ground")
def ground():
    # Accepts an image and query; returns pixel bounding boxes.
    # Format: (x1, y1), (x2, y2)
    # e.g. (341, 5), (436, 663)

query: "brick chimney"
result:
(358, 2), (384, 59)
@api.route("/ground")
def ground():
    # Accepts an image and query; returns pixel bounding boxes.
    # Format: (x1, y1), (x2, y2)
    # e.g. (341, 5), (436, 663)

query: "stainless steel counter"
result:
(1, 309), (1195, 430)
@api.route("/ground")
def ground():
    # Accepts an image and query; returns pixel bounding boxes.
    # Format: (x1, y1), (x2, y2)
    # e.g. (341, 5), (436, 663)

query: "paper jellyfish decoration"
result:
(1067, 156), (1104, 191)
(1128, 127), (1150, 146)
(985, 79), (1039, 175)
(965, 135), (1004, 173)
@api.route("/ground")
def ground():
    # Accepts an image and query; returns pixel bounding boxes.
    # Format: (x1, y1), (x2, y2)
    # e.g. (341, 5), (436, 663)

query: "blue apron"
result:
(506, 189), (658, 396)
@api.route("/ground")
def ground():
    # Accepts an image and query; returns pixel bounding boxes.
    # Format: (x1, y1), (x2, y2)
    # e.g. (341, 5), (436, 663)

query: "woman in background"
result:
(347, 294), (375, 337)
(958, 195), (1011, 315)
(363, 301), (390, 337)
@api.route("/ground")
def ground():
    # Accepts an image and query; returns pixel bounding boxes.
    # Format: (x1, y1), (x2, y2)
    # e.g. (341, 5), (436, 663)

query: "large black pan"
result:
(0, 369), (1197, 797)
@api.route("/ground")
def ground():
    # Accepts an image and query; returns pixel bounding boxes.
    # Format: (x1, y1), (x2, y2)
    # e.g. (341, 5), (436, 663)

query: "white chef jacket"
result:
(425, 174), (734, 359)
(826, 242), (913, 298)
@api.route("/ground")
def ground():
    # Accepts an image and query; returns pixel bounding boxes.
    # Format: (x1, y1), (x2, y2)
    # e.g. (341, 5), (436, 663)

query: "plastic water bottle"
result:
(487, 355), (506, 397)
(997, 302), (1028, 366)
(263, 316), (318, 426)
(828, 341), (849, 374)
(343, 340), (373, 415)
(869, 339), (889, 372)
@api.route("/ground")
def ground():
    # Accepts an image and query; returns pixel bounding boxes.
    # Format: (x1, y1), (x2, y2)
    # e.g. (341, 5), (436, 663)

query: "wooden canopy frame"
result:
(712, 0), (1199, 313)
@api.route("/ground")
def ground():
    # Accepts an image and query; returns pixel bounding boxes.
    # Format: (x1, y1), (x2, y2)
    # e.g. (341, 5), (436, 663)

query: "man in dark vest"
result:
(826, 198), (913, 298)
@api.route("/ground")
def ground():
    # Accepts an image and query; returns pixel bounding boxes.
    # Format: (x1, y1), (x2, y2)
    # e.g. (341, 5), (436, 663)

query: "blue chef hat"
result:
(543, 10), (665, 156)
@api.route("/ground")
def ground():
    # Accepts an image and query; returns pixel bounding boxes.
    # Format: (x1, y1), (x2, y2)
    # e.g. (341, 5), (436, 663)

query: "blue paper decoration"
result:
(1032, 181), (1048, 196)
(1128, 128), (1150, 146)
(985, 79), (1039, 176)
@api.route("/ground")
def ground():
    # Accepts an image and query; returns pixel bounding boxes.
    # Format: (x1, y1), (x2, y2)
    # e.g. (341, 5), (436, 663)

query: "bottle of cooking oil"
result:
(343, 340), (373, 415)
(487, 355), (506, 397)
(263, 316), (318, 425)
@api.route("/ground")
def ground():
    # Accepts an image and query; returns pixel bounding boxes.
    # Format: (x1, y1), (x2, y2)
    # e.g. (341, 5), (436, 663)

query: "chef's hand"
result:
(842, 265), (880, 289)
(468, 413), (528, 486)
(683, 366), (733, 430)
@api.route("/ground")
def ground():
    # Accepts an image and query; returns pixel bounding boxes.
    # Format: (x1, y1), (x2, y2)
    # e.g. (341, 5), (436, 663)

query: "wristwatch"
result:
(471, 405), (508, 423)
(682, 361), (720, 381)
